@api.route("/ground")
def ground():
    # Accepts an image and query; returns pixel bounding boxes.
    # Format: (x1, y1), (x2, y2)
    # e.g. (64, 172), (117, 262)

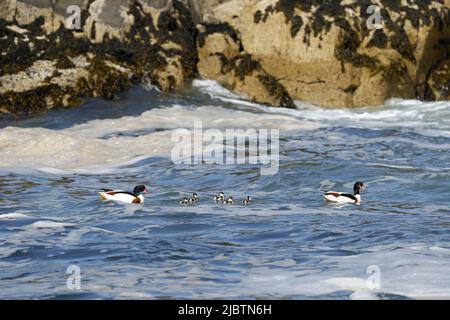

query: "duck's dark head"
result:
(192, 193), (198, 199)
(134, 185), (149, 194)
(353, 181), (365, 195)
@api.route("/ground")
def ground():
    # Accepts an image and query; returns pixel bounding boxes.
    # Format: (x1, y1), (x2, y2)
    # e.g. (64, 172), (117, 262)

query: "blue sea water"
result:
(0, 80), (449, 299)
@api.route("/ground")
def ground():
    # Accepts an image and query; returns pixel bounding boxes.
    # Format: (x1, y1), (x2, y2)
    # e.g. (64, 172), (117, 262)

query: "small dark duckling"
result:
(242, 196), (252, 206)
(179, 198), (189, 205)
(188, 193), (199, 204)
(223, 197), (233, 205)
(214, 192), (225, 202)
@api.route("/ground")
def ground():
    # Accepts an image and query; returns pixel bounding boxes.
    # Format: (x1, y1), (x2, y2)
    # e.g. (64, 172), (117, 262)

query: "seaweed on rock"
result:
(254, 0), (447, 71)
(257, 74), (296, 109)
(197, 22), (240, 48)
(0, 0), (200, 115)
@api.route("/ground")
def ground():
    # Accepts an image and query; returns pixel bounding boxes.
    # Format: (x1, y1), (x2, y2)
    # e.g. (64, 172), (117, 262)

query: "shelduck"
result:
(322, 181), (366, 204)
(99, 185), (148, 204)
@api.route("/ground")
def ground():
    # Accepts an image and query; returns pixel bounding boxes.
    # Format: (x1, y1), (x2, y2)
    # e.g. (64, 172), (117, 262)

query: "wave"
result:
(0, 213), (29, 220)
(0, 102), (318, 173)
(193, 80), (450, 137)
(29, 221), (75, 229)
(235, 243), (450, 300)
(0, 80), (448, 173)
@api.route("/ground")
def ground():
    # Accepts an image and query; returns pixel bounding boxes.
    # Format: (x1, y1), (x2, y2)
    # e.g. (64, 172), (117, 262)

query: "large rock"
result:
(179, 0), (224, 23)
(197, 24), (295, 108)
(197, 0), (450, 107)
(1, 0), (449, 115)
(428, 57), (450, 100)
(0, 0), (197, 115)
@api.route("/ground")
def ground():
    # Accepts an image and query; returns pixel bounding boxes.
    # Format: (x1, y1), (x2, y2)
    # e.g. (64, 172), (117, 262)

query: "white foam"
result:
(350, 290), (380, 300)
(115, 292), (154, 299)
(0, 213), (29, 220)
(194, 80), (450, 136)
(429, 246), (450, 254)
(193, 79), (242, 100)
(0, 104), (319, 173)
(29, 221), (74, 229)
(233, 243), (450, 299)
(1, 80), (449, 173)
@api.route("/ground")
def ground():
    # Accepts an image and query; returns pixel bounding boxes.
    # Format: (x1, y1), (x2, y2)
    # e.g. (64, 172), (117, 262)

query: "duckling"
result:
(223, 197), (233, 205)
(179, 198), (189, 205)
(242, 196), (252, 206)
(184, 193), (198, 204)
(214, 192), (225, 202)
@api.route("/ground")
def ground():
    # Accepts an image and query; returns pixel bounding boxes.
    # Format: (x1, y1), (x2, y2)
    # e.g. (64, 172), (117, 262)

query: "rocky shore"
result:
(0, 0), (449, 115)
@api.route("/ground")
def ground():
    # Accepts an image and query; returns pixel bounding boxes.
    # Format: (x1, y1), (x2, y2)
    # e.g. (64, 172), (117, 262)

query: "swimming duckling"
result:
(223, 197), (233, 205)
(322, 181), (366, 204)
(185, 193), (199, 204)
(179, 198), (189, 205)
(214, 192), (225, 202)
(242, 196), (252, 206)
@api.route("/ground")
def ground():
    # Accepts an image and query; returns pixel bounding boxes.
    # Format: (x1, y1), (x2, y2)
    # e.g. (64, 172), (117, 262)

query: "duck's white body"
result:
(322, 192), (361, 204)
(323, 182), (365, 205)
(99, 190), (145, 204)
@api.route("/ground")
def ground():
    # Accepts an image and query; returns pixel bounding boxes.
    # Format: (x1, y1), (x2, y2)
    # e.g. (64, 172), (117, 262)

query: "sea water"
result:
(0, 80), (449, 299)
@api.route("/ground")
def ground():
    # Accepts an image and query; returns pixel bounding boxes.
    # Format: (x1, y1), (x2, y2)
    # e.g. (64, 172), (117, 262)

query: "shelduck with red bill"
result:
(99, 185), (149, 204)
(322, 182), (366, 204)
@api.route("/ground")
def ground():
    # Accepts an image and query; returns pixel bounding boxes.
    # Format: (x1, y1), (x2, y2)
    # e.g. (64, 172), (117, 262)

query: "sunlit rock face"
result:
(196, 0), (450, 108)
(196, 23), (295, 108)
(0, 0), (197, 115)
(0, 0), (449, 114)
(428, 58), (450, 101)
